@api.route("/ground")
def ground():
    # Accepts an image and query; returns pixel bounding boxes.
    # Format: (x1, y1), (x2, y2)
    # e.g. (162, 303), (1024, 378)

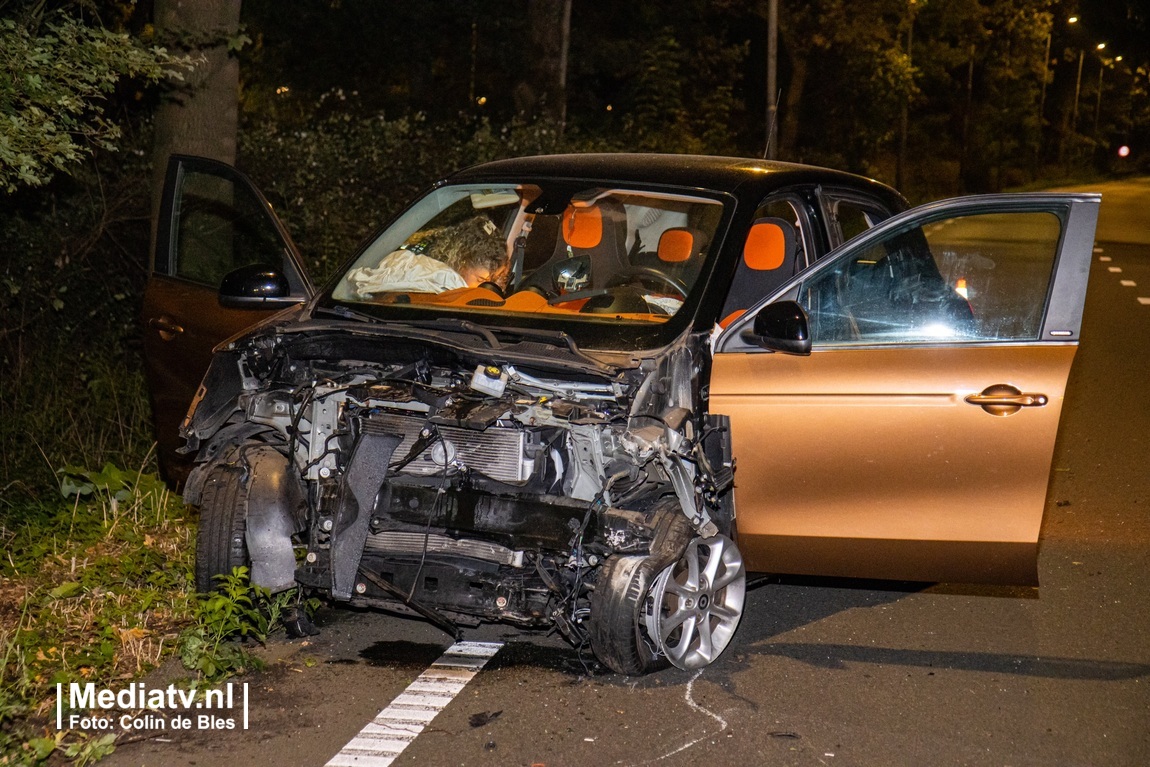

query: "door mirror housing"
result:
(741, 300), (812, 355)
(218, 264), (296, 308)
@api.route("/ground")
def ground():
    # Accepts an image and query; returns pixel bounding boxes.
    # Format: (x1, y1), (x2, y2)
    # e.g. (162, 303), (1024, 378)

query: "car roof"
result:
(447, 153), (907, 209)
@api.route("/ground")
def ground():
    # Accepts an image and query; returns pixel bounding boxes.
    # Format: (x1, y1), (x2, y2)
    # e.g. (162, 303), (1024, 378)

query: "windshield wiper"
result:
(313, 304), (378, 323)
(400, 318), (502, 350)
(488, 326), (614, 373)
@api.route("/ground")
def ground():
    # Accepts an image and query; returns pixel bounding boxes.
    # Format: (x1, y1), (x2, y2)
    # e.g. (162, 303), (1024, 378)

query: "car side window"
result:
(166, 169), (287, 287)
(822, 193), (893, 248)
(717, 197), (810, 328)
(799, 210), (1063, 345)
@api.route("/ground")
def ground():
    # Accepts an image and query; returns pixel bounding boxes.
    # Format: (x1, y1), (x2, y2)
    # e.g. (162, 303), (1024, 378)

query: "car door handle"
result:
(965, 385), (1047, 416)
(147, 316), (184, 339)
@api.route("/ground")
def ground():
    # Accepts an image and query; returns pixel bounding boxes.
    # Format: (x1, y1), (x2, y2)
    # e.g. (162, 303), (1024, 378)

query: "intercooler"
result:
(363, 412), (530, 483)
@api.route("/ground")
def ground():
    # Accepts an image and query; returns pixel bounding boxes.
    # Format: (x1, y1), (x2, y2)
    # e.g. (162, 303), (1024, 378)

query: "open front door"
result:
(711, 193), (1100, 585)
(142, 155), (312, 483)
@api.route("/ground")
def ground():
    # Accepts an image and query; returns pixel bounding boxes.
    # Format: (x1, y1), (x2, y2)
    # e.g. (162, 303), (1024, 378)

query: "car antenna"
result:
(763, 89), (782, 160)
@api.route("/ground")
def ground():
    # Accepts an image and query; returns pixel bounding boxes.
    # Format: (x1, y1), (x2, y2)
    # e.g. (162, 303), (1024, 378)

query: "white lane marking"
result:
(1099, 255), (1112, 261)
(1108, 266), (1123, 273)
(1094, 247), (1105, 254)
(1139, 297), (1150, 306)
(325, 641), (502, 767)
(1121, 280), (1137, 287)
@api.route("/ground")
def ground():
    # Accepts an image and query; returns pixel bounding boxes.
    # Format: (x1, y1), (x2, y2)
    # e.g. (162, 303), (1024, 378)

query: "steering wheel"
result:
(613, 267), (689, 298)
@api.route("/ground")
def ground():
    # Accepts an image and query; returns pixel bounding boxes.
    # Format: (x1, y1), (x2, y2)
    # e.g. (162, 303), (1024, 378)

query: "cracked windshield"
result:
(332, 183), (724, 322)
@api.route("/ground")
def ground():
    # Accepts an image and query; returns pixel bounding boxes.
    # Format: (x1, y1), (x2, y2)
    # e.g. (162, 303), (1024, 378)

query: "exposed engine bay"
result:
(182, 319), (739, 673)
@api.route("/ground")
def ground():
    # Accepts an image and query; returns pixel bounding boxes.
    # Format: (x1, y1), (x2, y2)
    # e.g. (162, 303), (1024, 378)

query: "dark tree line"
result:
(237, 0), (1149, 194)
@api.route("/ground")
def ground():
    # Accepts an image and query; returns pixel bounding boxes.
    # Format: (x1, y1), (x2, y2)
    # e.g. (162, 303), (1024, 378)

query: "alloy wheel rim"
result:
(644, 534), (746, 670)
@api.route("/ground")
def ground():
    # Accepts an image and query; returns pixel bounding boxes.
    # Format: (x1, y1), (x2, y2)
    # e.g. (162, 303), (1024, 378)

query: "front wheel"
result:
(588, 555), (667, 676)
(194, 463), (250, 592)
(644, 534), (746, 670)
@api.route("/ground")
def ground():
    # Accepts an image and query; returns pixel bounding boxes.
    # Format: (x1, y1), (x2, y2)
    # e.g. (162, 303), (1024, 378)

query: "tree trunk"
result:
(151, 0), (242, 226)
(518, 0), (571, 126)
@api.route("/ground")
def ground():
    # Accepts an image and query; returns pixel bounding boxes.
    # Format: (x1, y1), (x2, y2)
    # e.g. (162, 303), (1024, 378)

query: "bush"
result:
(239, 107), (620, 283)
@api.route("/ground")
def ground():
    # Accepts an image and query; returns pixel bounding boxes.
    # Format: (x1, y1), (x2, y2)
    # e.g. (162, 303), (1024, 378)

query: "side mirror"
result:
(219, 264), (295, 309)
(740, 300), (812, 355)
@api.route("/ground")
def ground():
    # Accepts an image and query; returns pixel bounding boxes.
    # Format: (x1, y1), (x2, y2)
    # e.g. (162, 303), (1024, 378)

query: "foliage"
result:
(623, 30), (746, 155)
(177, 567), (303, 682)
(0, 3), (194, 193)
(0, 124), (156, 501)
(240, 108), (618, 282)
(0, 463), (195, 765)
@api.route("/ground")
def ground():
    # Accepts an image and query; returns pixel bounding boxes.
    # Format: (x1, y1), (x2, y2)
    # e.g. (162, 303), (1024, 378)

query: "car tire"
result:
(194, 462), (250, 592)
(589, 554), (668, 676)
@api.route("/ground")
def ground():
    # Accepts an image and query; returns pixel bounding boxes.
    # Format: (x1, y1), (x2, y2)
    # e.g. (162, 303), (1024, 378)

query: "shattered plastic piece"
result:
(283, 607), (320, 638)
(469, 710), (503, 727)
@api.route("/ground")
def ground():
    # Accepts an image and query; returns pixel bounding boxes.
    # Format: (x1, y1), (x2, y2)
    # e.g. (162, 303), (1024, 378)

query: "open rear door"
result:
(142, 155), (312, 483)
(711, 193), (1100, 584)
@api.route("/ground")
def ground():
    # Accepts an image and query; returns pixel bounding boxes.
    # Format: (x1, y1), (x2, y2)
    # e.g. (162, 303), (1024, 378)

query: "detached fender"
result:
(243, 446), (305, 594)
(179, 349), (245, 453)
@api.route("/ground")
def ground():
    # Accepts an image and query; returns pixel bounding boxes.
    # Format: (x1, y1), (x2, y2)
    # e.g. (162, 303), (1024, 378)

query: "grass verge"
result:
(0, 463), (194, 765)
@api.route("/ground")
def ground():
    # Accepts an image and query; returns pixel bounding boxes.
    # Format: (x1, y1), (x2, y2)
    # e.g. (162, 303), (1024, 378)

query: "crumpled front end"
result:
(183, 321), (738, 669)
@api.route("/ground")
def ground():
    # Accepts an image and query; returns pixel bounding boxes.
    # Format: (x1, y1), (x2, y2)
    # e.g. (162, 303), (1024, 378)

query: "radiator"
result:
(364, 412), (529, 483)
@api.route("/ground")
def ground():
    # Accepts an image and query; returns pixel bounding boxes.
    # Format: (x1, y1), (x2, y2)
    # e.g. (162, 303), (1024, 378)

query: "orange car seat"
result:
(718, 217), (800, 328)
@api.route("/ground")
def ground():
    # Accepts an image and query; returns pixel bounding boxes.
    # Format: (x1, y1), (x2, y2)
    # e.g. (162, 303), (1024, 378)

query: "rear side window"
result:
(822, 193), (893, 248)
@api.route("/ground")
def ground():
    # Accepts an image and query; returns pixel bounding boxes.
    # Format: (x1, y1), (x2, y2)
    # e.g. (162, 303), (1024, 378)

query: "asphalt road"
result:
(107, 178), (1150, 767)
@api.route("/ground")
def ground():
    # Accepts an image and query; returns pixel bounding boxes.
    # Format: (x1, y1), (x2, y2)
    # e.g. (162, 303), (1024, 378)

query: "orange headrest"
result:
(658, 228), (698, 263)
(743, 219), (792, 271)
(561, 205), (603, 249)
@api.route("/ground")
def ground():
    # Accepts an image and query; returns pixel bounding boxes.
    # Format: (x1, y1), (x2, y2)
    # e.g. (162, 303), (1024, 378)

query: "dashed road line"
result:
(1139, 297), (1150, 306)
(1099, 255), (1112, 261)
(1107, 266), (1123, 273)
(325, 641), (503, 767)
(1121, 280), (1137, 287)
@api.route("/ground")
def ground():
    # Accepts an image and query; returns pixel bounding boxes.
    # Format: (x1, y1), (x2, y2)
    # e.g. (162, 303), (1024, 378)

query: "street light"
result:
(1095, 52), (1121, 136)
(1072, 42), (1107, 131)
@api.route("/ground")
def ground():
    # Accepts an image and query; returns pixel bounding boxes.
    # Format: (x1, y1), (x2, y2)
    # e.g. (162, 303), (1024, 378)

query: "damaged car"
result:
(143, 153), (1099, 674)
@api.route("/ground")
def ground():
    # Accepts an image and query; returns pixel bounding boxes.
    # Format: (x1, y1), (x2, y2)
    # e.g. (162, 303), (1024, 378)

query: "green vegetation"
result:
(179, 567), (315, 682)
(0, 464), (194, 764)
(0, 462), (313, 764)
(0, 4), (193, 193)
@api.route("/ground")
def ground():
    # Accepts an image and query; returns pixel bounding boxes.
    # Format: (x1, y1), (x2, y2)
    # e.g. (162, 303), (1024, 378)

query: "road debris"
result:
(469, 710), (503, 727)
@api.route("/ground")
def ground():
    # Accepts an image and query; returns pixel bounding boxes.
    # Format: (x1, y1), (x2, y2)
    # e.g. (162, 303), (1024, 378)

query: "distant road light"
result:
(476, 96), (487, 106)
(1069, 15), (1078, 23)
(1118, 146), (1131, 158)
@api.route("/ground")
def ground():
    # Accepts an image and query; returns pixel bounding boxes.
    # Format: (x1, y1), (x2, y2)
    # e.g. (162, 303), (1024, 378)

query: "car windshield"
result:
(329, 182), (726, 341)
